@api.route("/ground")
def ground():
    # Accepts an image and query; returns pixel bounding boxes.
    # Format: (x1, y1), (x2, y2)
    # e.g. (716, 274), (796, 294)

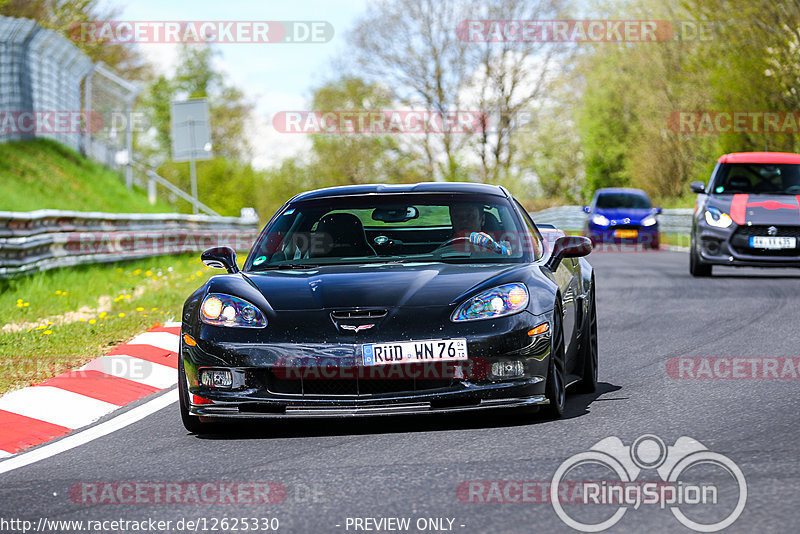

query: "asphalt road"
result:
(2, 250), (799, 534)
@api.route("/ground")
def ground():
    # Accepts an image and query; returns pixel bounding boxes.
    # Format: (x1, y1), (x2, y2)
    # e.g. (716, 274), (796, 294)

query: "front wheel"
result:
(576, 283), (598, 393)
(542, 302), (566, 419)
(179, 358), (215, 434)
(689, 239), (712, 277)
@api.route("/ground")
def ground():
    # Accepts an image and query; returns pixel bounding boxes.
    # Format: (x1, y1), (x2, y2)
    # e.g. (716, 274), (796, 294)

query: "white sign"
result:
(171, 99), (212, 161)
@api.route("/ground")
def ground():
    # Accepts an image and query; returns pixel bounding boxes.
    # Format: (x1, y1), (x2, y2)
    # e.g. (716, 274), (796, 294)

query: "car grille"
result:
(331, 309), (388, 320)
(730, 225), (800, 256)
(250, 366), (457, 397)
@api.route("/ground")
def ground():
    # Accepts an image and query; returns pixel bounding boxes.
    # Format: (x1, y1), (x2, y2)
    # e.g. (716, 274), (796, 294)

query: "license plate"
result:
(614, 229), (638, 239)
(362, 339), (468, 366)
(749, 236), (797, 249)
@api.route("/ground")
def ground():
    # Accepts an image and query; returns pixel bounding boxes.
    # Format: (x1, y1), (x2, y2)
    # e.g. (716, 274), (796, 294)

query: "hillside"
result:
(0, 139), (174, 213)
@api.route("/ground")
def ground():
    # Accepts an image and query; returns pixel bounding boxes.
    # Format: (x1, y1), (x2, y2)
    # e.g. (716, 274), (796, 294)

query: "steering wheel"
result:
(432, 236), (504, 254)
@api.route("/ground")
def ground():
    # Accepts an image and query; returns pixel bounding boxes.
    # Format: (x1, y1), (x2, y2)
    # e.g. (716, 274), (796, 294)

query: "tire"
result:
(178, 358), (214, 434)
(689, 239), (712, 277)
(576, 283), (598, 393)
(542, 302), (567, 419)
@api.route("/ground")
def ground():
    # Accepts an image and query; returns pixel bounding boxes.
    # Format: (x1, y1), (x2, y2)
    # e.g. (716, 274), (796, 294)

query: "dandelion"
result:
(16, 302), (24, 308)
(145, 270), (153, 276)
(133, 269), (142, 275)
(43, 330), (52, 335)
(79, 318), (86, 322)
(143, 314), (148, 318)
(88, 319), (96, 324)
(118, 312), (126, 318)
(47, 321), (52, 325)
(98, 312), (107, 319)
(23, 302), (29, 307)
(151, 307), (158, 311)
(136, 307), (144, 312)
(196, 270), (203, 277)
(55, 290), (62, 295)
(124, 295), (131, 299)
(35, 325), (47, 330)
(61, 291), (67, 296)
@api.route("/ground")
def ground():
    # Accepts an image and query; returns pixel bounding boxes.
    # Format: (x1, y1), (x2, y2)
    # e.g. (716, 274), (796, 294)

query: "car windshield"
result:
(246, 193), (539, 269)
(712, 163), (800, 195)
(595, 192), (652, 209)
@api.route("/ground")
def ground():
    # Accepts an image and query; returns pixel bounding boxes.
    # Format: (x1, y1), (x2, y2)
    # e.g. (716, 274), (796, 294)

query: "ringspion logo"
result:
(551, 435), (746, 532)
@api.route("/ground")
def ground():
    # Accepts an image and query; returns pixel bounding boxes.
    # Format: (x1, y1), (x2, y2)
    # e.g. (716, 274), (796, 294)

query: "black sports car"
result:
(178, 183), (596, 432)
(690, 152), (800, 276)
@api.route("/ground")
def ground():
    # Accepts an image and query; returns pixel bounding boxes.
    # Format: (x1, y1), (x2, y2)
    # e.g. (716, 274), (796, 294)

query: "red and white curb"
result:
(0, 322), (181, 456)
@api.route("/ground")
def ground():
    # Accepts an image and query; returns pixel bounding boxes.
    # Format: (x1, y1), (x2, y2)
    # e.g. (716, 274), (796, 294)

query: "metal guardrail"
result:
(529, 206), (694, 234)
(0, 210), (261, 277)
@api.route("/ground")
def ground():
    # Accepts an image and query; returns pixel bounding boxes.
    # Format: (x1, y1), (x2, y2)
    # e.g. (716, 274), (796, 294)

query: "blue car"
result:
(584, 188), (661, 249)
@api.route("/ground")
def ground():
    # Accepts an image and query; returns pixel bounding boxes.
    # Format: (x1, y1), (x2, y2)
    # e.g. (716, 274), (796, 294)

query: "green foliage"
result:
(157, 157), (261, 217)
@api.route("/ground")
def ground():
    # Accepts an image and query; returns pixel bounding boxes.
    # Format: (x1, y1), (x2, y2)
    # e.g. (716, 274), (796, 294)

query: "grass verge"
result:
(0, 253), (243, 394)
(0, 139), (174, 213)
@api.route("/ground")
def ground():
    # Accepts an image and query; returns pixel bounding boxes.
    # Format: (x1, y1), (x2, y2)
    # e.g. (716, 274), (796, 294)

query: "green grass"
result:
(0, 139), (173, 213)
(0, 253), (250, 394)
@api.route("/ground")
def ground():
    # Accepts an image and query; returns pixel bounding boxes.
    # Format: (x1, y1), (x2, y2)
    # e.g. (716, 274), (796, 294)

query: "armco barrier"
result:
(0, 210), (260, 277)
(529, 206), (694, 234)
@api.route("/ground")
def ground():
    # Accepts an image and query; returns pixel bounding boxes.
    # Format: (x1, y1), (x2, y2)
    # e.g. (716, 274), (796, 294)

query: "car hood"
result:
(706, 194), (800, 226)
(593, 208), (654, 224)
(242, 262), (523, 311)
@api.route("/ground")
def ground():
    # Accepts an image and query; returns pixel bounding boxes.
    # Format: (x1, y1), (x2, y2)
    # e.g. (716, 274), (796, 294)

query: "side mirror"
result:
(690, 181), (706, 194)
(546, 236), (592, 271)
(583, 205), (591, 213)
(655, 206), (662, 214)
(201, 246), (239, 274)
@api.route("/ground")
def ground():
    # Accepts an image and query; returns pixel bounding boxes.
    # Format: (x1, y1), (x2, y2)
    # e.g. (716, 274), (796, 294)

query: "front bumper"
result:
(695, 223), (800, 267)
(181, 314), (552, 419)
(586, 224), (659, 247)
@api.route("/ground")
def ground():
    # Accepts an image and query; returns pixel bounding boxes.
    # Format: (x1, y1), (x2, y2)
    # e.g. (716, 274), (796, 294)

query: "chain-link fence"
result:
(0, 16), (93, 151)
(0, 16), (139, 173)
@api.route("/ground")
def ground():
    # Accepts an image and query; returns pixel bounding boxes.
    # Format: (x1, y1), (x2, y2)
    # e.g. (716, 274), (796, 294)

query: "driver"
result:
(448, 204), (511, 255)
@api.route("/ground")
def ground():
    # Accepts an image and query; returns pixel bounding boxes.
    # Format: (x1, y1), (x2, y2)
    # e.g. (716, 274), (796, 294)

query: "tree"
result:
(0, 0), (151, 80)
(346, 0), (568, 185)
(307, 77), (427, 185)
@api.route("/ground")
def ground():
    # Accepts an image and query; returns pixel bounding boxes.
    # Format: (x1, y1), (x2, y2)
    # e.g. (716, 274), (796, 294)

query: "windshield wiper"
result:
(255, 263), (320, 270)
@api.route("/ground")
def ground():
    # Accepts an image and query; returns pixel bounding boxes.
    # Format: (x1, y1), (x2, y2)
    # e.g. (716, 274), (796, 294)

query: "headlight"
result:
(452, 283), (529, 322)
(200, 293), (267, 328)
(642, 215), (657, 227)
(591, 214), (610, 226)
(704, 207), (733, 228)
